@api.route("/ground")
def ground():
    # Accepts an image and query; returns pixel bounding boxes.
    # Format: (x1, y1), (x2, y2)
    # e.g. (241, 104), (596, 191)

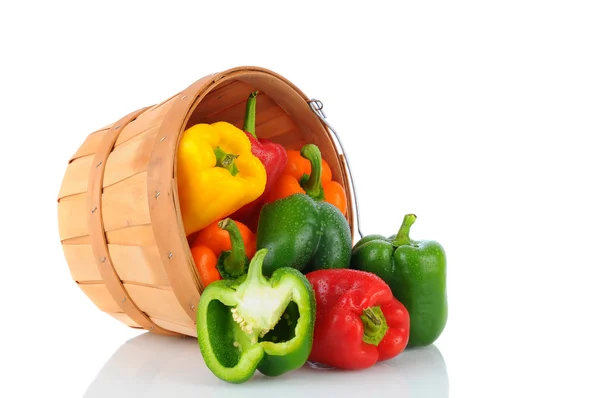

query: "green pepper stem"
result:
(391, 214), (417, 247)
(245, 248), (269, 285)
(364, 308), (381, 325)
(214, 146), (240, 176)
(299, 144), (325, 200)
(360, 306), (388, 346)
(218, 218), (247, 277)
(243, 91), (258, 139)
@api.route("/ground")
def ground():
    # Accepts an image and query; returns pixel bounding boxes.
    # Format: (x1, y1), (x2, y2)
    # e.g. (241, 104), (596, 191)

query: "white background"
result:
(2, 1), (599, 397)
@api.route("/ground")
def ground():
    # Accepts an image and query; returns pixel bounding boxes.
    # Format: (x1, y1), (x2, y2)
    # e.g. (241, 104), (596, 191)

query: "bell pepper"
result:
(230, 92), (288, 230)
(256, 144), (352, 276)
(305, 268), (410, 370)
(196, 248), (316, 384)
(190, 218), (256, 287)
(350, 214), (448, 347)
(264, 144), (347, 215)
(177, 121), (267, 236)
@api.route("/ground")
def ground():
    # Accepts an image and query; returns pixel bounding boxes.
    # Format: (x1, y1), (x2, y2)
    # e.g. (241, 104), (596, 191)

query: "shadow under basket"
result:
(57, 66), (358, 337)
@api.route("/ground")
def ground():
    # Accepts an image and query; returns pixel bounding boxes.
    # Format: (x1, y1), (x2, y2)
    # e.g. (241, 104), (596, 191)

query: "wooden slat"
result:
(186, 80), (256, 127)
(102, 172), (151, 232)
(61, 224), (156, 246)
(108, 244), (169, 286)
(62, 244), (100, 281)
(106, 224), (156, 246)
(267, 128), (307, 149)
(61, 235), (90, 245)
(255, 108), (297, 139)
(57, 192), (89, 240)
(109, 312), (142, 328)
(196, 91), (280, 129)
(58, 154), (94, 199)
(77, 283), (121, 313)
(103, 130), (157, 188)
(152, 318), (197, 337)
(70, 129), (109, 162)
(115, 125), (159, 148)
(63, 243), (169, 286)
(114, 96), (177, 146)
(124, 284), (194, 328)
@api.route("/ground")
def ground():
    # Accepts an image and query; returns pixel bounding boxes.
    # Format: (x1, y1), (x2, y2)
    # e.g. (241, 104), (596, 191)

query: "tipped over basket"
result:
(56, 66), (358, 337)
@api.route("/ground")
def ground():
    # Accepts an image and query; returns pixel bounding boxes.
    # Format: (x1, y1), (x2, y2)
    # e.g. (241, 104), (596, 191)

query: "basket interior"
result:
(185, 79), (308, 150)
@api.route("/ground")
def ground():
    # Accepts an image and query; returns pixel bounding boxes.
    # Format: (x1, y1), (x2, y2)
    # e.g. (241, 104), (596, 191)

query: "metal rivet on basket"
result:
(91, 206), (97, 213)
(150, 326), (155, 330)
(190, 304), (195, 310)
(114, 125), (121, 130)
(100, 256), (106, 263)
(181, 95), (187, 100)
(168, 252), (173, 259)
(159, 136), (166, 143)
(122, 297), (126, 303)
(155, 191), (160, 199)
(96, 161), (102, 167)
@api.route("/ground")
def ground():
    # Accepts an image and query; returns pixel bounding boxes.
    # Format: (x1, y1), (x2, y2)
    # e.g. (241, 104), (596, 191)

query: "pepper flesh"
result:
(350, 214), (448, 347)
(177, 121), (267, 236)
(305, 268), (410, 370)
(196, 248), (316, 384)
(230, 92), (288, 231)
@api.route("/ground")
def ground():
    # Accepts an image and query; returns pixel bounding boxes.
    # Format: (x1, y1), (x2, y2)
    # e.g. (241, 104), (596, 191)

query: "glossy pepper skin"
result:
(190, 218), (256, 287)
(265, 147), (347, 216)
(350, 214), (448, 347)
(177, 121), (267, 236)
(305, 268), (410, 370)
(230, 92), (288, 231)
(196, 248), (316, 384)
(256, 144), (352, 276)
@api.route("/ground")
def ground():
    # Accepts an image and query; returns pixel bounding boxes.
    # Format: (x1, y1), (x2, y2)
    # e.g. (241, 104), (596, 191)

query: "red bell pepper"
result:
(305, 269), (410, 370)
(230, 91), (287, 230)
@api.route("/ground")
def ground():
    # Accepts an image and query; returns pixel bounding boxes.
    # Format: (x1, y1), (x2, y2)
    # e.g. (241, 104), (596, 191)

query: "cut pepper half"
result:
(196, 248), (316, 384)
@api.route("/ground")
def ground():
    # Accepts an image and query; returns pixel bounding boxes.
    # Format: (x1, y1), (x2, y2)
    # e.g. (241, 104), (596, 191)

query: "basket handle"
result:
(308, 99), (364, 240)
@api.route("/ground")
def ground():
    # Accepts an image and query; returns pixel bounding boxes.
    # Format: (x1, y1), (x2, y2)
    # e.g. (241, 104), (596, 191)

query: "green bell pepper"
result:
(350, 214), (447, 347)
(196, 248), (316, 384)
(256, 144), (352, 276)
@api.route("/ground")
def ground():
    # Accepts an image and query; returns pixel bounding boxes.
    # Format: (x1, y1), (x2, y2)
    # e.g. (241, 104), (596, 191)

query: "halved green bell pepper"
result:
(196, 248), (316, 384)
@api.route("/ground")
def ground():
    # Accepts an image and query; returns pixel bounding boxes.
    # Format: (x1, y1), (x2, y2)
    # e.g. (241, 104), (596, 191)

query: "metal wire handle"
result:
(308, 99), (364, 239)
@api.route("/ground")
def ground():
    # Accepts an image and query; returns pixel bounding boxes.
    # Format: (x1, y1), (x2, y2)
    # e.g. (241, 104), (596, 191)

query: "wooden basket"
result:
(57, 66), (357, 337)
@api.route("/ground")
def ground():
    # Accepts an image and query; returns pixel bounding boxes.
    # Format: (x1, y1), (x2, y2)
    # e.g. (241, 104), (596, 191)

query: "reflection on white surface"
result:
(83, 332), (449, 397)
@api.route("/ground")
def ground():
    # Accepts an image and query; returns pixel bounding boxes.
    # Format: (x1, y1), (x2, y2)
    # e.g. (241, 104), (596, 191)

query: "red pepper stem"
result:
(300, 144), (325, 200)
(218, 218), (247, 276)
(360, 306), (388, 346)
(391, 214), (417, 247)
(243, 91), (258, 139)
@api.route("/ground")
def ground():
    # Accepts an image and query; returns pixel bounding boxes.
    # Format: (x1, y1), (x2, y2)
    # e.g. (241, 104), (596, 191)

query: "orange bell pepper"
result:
(190, 218), (257, 288)
(265, 145), (347, 215)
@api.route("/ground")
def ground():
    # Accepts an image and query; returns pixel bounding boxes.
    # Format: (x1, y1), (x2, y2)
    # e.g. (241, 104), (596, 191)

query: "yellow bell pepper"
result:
(177, 121), (267, 236)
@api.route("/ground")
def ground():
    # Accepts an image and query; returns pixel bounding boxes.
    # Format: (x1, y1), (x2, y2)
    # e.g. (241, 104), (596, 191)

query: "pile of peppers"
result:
(177, 91), (448, 384)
